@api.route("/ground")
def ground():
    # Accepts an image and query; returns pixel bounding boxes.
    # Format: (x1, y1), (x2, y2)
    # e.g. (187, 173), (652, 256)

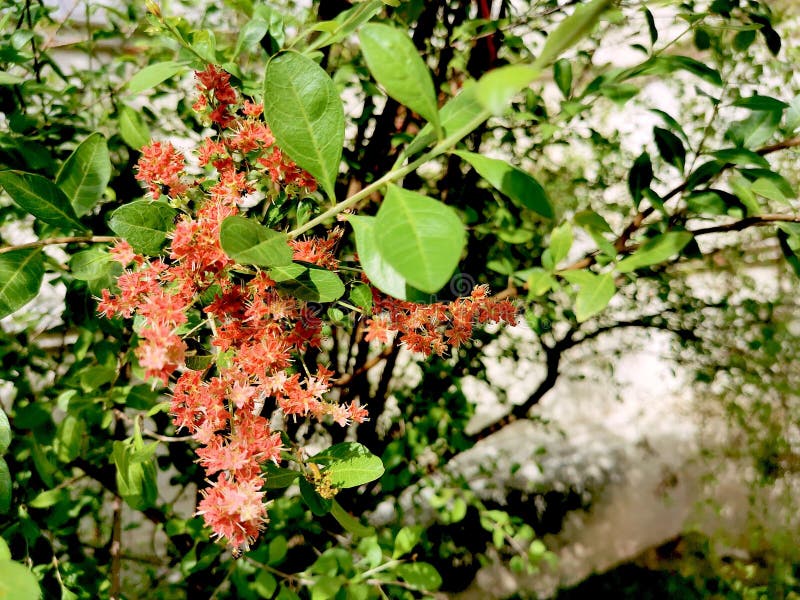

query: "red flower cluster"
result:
(365, 284), (517, 355)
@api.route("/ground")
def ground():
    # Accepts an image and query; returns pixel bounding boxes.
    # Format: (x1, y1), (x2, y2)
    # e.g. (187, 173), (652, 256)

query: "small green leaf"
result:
(397, 562), (442, 591)
(269, 263), (345, 303)
(55, 133), (111, 216)
(299, 478), (332, 516)
(118, 105), (151, 150)
(0, 559), (41, 600)
(574, 272), (616, 323)
(476, 64), (540, 115)
(0, 408), (9, 455)
(54, 415), (85, 463)
(628, 152), (653, 208)
(330, 500), (375, 537)
(553, 58), (573, 97)
(732, 94), (788, 112)
(69, 247), (114, 281)
(532, 0), (613, 69)
(0, 458), (10, 514)
(108, 200), (177, 255)
(268, 536), (288, 565)
(360, 23), (441, 137)
(0, 248), (44, 319)
(263, 463), (301, 489)
(254, 571), (277, 598)
(349, 282), (373, 313)
(309, 442), (384, 488)
(643, 7), (658, 45)
(0, 171), (85, 232)
(234, 19), (269, 58)
(393, 526), (422, 559)
(653, 126), (685, 172)
(127, 61), (188, 95)
(219, 216), (293, 267)
(28, 489), (63, 509)
(348, 215), (429, 302)
(263, 52), (344, 199)
(455, 151), (552, 218)
(616, 231), (693, 273)
(374, 186), (465, 294)
(709, 148), (770, 168)
(548, 222), (573, 266)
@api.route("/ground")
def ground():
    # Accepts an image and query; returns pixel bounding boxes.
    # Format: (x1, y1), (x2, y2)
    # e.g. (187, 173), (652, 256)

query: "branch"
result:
(0, 235), (117, 254)
(332, 344), (395, 387)
(690, 214), (800, 237)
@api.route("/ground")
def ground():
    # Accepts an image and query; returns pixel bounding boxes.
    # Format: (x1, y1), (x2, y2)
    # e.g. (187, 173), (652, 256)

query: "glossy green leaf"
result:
(310, 442), (384, 488)
(348, 215), (429, 302)
(0, 171), (85, 232)
(373, 185), (465, 294)
(0, 538), (9, 561)
(299, 478), (332, 516)
(725, 110), (780, 148)
(254, 572), (277, 598)
(0, 458), (10, 514)
(0, 248), (44, 319)
(269, 263), (345, 303)
(397, 562), (442, 591)
(616, 231), (693, 273)
(574, 272), (616, 323)
(263, 52), (344, 199)
(263, 463), (301, 489)
(0, 408), (9, 455)
(55, 133), (111, 216)
(118, 105), (150, 150)
(393, 526), (422, 559)
(360, 23), (441, 136)
(653, 126), (685, 172)
(304, 0), (382, 53)
(476, 65), (540, 115)
(732, 94), (788, 112)
(643, 7), (658, 45)
(455, 151), (552, 218)
(234, 19), (269, 58)
(553, 58), (573, 97)
(0, 559), (41, 600)
(532, 0), (613, 69)
(54, 415), (85, 463)
(548, 222), (573, 266)
(127, 61), (188, 95)
(268, 536), (288, 565)
(220, 216), (293, 267)
(349, 282), (373, 313)
(330, 500), (375, 537)
(108, 200), (177, 255)
(69, 247), (114, 281)
(628, 152), (653, 208)
(709, 148), (770, 168)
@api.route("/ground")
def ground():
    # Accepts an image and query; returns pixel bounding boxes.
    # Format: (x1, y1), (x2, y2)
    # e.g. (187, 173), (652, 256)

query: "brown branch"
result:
(0, 235), (117, 254)
(690, 214), (800, 237)
(109, 495), (122, 600)
(332, 344), (395, 387)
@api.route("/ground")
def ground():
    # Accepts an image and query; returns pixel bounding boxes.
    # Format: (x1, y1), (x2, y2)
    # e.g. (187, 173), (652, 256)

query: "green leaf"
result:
(330, 500), (375, 537)
(268, 536), (288, 565)
(397, 562), (442, 591)
(574, 272), (616, 323)
(263, 52), (344, 199)
(628, 152), (653, 208)
(0, 538), (9, 561)
(709, 148), (770, 168)
(254, 571), (277, 598)
(219, 216), (293, 267)
(118, 105), (151, 150)
(360, 24), (441, 137)
(393, 526), (422, 559)
(526, 269), (556, 298)
(643, 7), (658, 45)
(0, 559), (41, 600)
(0, 458), (10, 514)
(303, 0), (382, 53)
(374, 185), (465, 294)
(0, 248), (44, 319)
(726, 110), (780, 148)
(269, 263), (345, 303)
(69, 247), (114, 281)
(309, 442), (384, 488)
(0, 72), (24, 85)
(455, 151), (552, 218)
(55, 133), (111, 216)
(0, 408), (9, 455)
(127, 61), (188, 95)
(653, 126), (685, 172)
(234, 19), (269, 58)
(751, 177), (789, 203)
(348, 215), (429, 302)
(545, 222), (573, 269)
(616, 231), (693, 273)
(54, 414), (85, 463)
(263, 463), (301, 489)
(299, 478), (332, 516)
(532, 0), (613, 70)
(732, 94), (788, 112)
(0, 171), (85, 232)
(349, 282), (373, 313)
(553, 58), (573, 97)
(475, 64), (540, 115)
(108, 200), (177, 255)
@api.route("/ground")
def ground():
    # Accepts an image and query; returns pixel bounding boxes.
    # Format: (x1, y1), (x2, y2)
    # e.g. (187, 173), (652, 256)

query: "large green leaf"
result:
(360, 23), (441, 136)
(0, 559), (41, 600)
(219, 216), (293, 267)
(574, 272), (616, 323)
(263, 463), (301, 489)
(532, 0), (614, 69)
(298, 478), (332, 516)
(616, 231), (693, 273)
(108, 201), (177, 255)
(475, 64), (539, 115)
(373, 186), (465, 294)
(0, 248), (44, 319)
(348, 215), (429, 302)
(55, 133), (111, 216)
(127, 61), (188, 95)
(0, 458), (9, 515)
(269, 263), (345, 303)
(455, 151), (552, 218)
(309, 442), (384, 489)
(0, 171), (85, 232)
(263, 52), (344, 199)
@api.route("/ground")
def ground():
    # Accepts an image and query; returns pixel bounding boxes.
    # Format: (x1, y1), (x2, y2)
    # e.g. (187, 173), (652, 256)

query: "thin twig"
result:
(0, 236), (117, 254)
